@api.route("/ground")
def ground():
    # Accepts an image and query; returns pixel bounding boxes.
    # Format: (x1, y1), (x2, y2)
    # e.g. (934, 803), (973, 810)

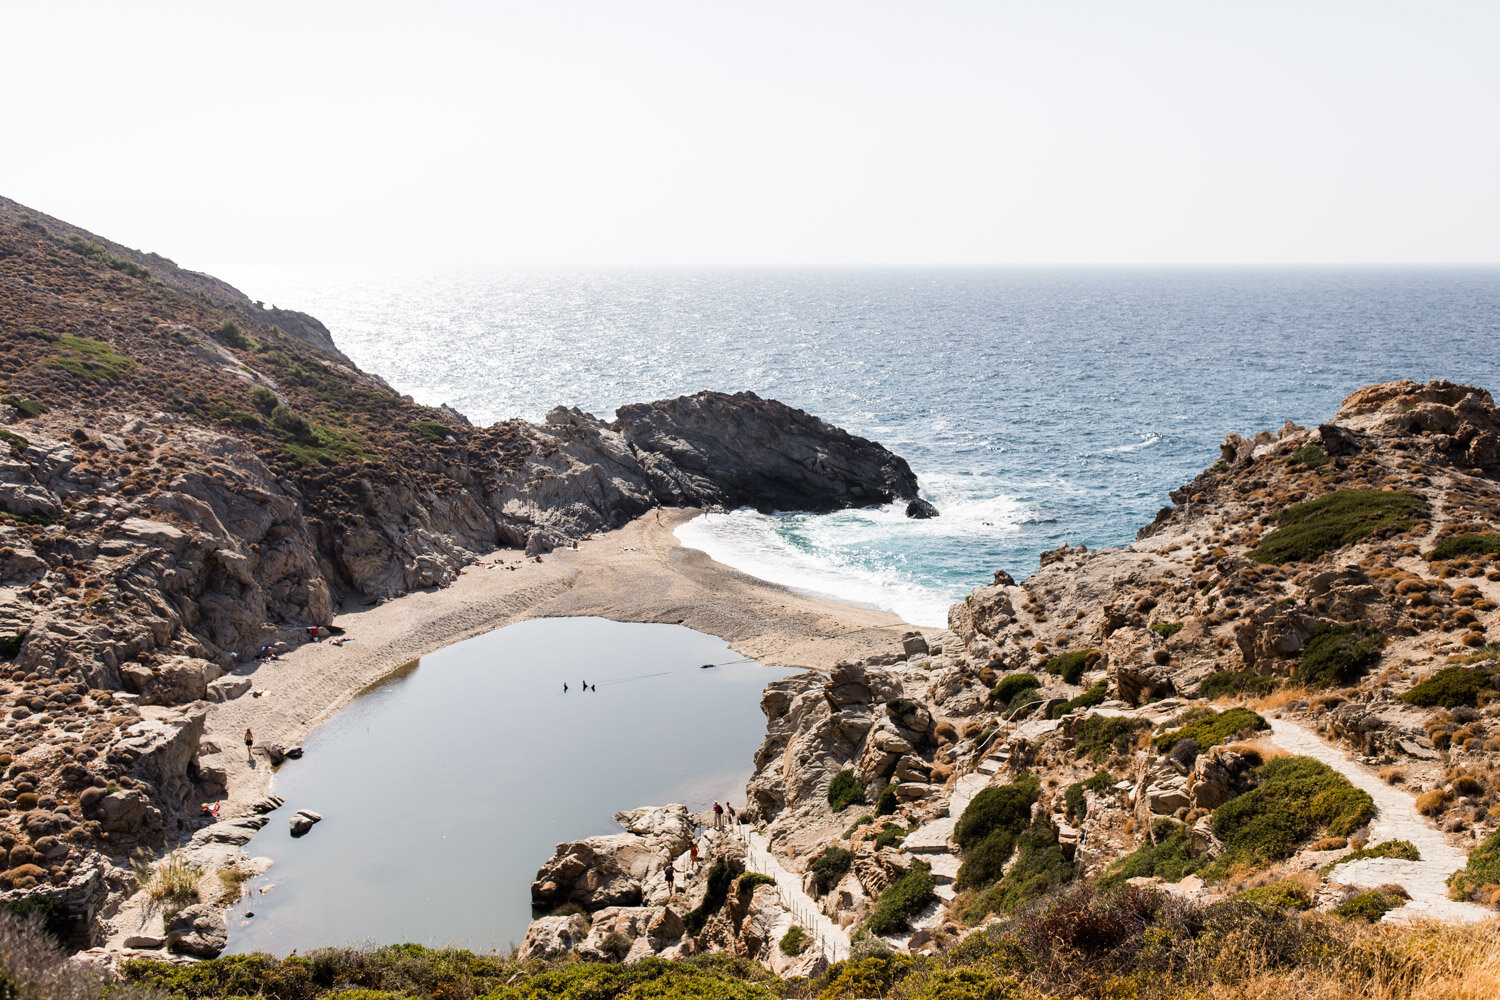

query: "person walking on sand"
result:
(712, 801), (723, 828)
(244, 728), (254, 760)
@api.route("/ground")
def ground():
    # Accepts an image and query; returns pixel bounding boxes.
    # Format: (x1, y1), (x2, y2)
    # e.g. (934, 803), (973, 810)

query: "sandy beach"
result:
(205, 507), (931, 814)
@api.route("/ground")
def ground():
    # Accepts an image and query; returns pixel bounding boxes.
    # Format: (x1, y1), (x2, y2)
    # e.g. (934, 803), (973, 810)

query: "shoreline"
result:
(204, 507), (933, 827)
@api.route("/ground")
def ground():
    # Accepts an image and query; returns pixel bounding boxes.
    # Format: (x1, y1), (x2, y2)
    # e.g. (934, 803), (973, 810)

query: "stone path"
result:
(735, 824), (851, 962)
(1267, 717), (1492, 923)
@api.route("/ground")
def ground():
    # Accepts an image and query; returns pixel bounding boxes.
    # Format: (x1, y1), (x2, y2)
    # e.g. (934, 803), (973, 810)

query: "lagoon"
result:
(226, 617), (792, 954)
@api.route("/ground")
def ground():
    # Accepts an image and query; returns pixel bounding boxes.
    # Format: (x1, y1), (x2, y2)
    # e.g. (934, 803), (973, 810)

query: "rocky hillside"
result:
(0, 197), (929, 944)
(520, 379), (1500, 974)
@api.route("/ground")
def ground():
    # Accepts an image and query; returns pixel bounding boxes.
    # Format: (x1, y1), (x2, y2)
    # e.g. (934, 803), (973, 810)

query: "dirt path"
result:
(736, 823), (851, 962)
(1268, 717), (1492, 923)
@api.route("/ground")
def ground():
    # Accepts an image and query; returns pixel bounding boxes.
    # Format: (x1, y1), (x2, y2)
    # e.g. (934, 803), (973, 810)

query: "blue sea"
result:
(238, 267), (1500, 626)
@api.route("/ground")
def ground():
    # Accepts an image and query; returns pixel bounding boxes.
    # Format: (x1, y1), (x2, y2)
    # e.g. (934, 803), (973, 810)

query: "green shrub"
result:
(411, 419), (452, 443)
(43, 335), (139, 381)
(1210, 756), (1374, 873)
(842, 814), (873, 838)
(1102, 820), (1205, 885)
(1401, 666), (1496, 708)
(1153, 707), (1269, 753)
(779, 925), (808, 956)
(251, 386), (279, 414)
(1050, 682), (1108, 719)
(955, 775), (1039, 890)
(0, 428), (27, 455)
(1296, 622), (1384, 688)
(1198, 670), (1279, 700)
(1074, 716), (1150, 763)
(0, 396), (47, 419)
(1250, 489), (1426, 564)
(809, 846), (852, 894)
(961, 818), (1075, 923)
(1289, 444), (1330, 468)
(213, 320), (256, 350)
(865, 861), (934, 936)
(1321, 839), (1419, 874)
(1149, 622), (1184, 638)
(826, 769), (866, 812)
(955, 775), (1039, 851)
(876, 784), (899, 816)
(1448, 826), (1500, 903)
(1428, 533), (1500, 561)
(991, 672), (1040, 705)
(683, 858), (742, 934)
(1064, 771), (1115, 822)
(66, 235), (151, 280)
(736, 872), (775, 897)
(1236, 879), (1313, 910)
(1333, 890), (1406, 922)
(873, 823), (909, 850)
(1044, 649), (1096, 685)
(886, 697), (920, 718)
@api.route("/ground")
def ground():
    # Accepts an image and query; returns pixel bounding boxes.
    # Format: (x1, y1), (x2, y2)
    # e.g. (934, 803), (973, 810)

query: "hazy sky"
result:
(4, 1), (1498, 273)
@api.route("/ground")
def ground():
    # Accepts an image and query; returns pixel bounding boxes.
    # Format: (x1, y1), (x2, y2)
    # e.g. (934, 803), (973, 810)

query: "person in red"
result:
(712, 802), (723, 828)
(689, 842), (699, 869)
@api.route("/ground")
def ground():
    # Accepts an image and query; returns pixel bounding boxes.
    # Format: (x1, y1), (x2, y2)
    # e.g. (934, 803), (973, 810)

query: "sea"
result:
(236, 267), (1500, 627)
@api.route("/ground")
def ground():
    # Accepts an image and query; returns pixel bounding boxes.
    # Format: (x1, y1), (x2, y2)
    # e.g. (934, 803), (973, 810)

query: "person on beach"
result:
(244, 728), (254, 760)
(712, 801), (723, 828)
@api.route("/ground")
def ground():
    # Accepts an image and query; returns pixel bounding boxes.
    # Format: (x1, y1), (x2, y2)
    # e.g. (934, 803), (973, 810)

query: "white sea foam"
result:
(674, 482), (1029, 629)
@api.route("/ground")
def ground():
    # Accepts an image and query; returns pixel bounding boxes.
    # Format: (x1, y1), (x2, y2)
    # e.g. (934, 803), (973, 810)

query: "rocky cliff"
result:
(0, 198), (930, 945)
(522, 379), (1500, 967)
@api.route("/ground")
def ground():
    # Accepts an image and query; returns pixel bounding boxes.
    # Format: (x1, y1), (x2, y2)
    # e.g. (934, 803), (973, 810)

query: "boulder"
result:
(289, 810), (323, 837)
(165, 903), (227, 957)
(519, 912), (590, 961)
(97, 790), (151, 833)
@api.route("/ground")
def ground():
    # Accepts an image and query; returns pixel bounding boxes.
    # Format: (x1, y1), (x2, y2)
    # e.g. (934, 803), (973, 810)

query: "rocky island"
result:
(1, 197), (1498, 999)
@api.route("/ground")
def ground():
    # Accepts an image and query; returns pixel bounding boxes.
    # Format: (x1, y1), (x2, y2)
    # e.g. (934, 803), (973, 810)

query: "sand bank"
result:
(206, 508), (930, 813)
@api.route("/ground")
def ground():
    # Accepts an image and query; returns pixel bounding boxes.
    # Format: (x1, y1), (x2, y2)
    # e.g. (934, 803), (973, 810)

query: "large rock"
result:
(531, 805), (693, 910)
(519, 912), (590, 961)
(578, 905), (686, 962)
(165, 903), (228, 957)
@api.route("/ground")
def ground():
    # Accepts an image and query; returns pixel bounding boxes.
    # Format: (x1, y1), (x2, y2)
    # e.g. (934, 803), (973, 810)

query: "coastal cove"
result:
(226, 617), (793, 953)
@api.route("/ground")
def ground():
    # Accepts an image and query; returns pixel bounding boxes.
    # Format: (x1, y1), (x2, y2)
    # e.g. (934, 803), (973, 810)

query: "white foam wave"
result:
(1101, 433), (1161, 453)
(674, 483), (1031, 629)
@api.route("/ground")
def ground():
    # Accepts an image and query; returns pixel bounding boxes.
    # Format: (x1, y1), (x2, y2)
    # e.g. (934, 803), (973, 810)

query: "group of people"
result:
(658, 802), (741, 895)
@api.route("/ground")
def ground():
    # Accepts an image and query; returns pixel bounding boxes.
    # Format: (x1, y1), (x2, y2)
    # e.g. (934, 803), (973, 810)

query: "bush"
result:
(735, 872), (775, 899)
(886, 697), (919, 718)
(876, 784), (899, 816)
(1198, 670), (1279, 699)
(411, 419), (452, 443)
(44, 335), (139, 382)
(1210, 756), (1374, 873)
(1050, 682), (1108, 719)
(991, 672), (1040, 705)
(1449, 826), (1500, 903)
(961, 819), (1075, 922)
(683, 858), (742, 934)
(1296, 622), (1384, 688)
(1429, 533), (1500, 561)
(213, 320), (256, 350)
(1044, 649), (1096, 685)
(0, 396), (47, 419)
(1402, 666), (1496, 708)
(1333, 889), (1406, 922)
(955, 775), (1039, 851)
(1321, 839), (1419, 873)
(0, 428), (27, 456)
(842, 814), (873, 838)
(1149, 621), (1184, 638)
(1289, 443), (1330, 468)
(1074, 716), (1150, 763)
(826, 769), (866, 813)
(1153, 707), (1269, 753)
(1064, 771), (1115, 822)
(1102, 820), (1204, 885)
(1236, 879), (1313, 910)
(873, 823), (909, 850)
(809, 847), (852, 895)
(251, 386), (279, 414)
(865, 861), (934, 936)
(779, 925), (808, 956)
(1250, 489), (1426, 564)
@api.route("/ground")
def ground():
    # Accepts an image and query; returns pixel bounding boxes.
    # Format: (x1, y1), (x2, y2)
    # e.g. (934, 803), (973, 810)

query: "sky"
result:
(3, 1), (1498, 274)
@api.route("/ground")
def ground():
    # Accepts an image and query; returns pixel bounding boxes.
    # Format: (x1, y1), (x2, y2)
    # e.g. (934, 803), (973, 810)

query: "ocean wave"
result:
(1101, 433), (1161, 453)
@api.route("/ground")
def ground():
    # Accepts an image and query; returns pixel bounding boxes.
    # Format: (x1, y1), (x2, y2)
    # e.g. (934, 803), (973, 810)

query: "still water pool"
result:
(226, 617), (792, 954)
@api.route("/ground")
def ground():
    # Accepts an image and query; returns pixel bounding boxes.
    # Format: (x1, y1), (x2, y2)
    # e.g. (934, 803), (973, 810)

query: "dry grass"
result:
(1245, 687), (1310, 713)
